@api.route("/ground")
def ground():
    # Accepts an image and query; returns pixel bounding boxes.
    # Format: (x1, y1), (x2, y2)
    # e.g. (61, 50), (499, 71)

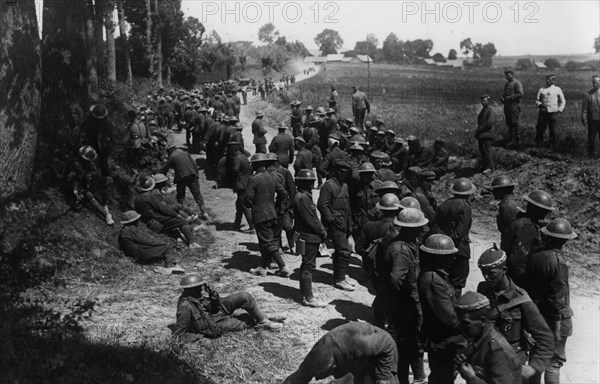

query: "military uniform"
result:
(293, 147), (315, 176)
(269, 132), (295, 167)
(355, 216), (397, 290)
(497, 194), (520, 234)
(418, 268), (463, 384)
(291, 108), (303, 137)
(159, 148), (207, 214)
(502, 77), (524, 143)
(352, 90), (370, 129)
(317, 176), (353, 284)
(436, 197), (472, 291)
(475, 103), (497, 171)
(232, 152), (253, 230)
(252, 118), (267, 153)
(246, 169), (288, 269)
(500, 214), (542, 289)
(118, 225), (176, 267)
(320, 146), (348, 178)
(282, 322), (399, 384)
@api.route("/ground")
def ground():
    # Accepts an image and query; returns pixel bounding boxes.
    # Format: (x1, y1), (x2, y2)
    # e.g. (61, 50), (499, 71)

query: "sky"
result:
(180, 0), (600, 56)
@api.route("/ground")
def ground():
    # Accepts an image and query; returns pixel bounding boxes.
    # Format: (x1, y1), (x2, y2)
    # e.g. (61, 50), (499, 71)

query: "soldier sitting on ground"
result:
(118, 210), (185, 275)
(173, 273), (282, 341)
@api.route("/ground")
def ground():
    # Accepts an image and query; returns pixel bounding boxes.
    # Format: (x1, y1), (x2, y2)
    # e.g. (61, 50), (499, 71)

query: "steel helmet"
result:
(265, 152), (279, 162)
(153, 173), (168, 184)
(90, 104), (108, 119)
(381, 154), (392, 166)
(491, 176), (517, 189)
(524, 190), (555, 211)
(277, 123), (288, 130)
(79, 145), (98, 162)
(375, 180), (400, 194)
(398, 196), (422, 211)
(121, 210), (141, 225)
(249, 153), (267, 163)
(139, 176), (156, 191)
(234, 122), (244, 130)
(394, 207), (428, 227)
(295, 169), (317, 181)
(180, 273), (205, 289)
(255, 110), (265, 117)
(420, 234), (458, 255)
(450, 178), (476, 195)
(349, 143), (365, 152)
(541, 218), (577, 239)
(358, 162), (376, 173)
(304, 105), (313, 111)
(376, 193), (401, 211)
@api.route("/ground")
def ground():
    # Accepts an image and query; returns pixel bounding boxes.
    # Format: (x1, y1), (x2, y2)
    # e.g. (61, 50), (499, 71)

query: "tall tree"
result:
(145, 0), (154, 77)
(460, 37), (473, 58)
(258, 23), (278, 44)
(94, 0), (105, 79)
(354, 34), (378, 55)
(40, 0), (89, 151)
(0, 0), (41, 197)
(86, 0), (99, 100)
(448, 49), (457, 60)
(154, 0), (163, 87)
(103, 0), (117, 84)
(595, 36), (600, 53)
(382, 32), (403, 63)
(117, 0), (133, 86)
(314, 29), (343, 55)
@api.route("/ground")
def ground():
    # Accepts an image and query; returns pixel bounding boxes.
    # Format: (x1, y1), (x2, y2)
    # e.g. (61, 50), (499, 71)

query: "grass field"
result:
(279, 63), (597, 156)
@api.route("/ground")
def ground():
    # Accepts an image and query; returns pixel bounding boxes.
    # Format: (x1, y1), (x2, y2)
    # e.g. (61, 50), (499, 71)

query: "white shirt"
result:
(536, 84), (566, 113)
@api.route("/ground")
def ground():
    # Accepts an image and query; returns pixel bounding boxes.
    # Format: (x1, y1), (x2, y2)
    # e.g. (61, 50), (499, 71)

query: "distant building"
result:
(423, 58), (436, 65)
(304, 56), (327, 64)
(341, 57), (353, 63)
(326, 54), (345, 62)
(351, 55), (373, 64)
(533, 61), (548, 70)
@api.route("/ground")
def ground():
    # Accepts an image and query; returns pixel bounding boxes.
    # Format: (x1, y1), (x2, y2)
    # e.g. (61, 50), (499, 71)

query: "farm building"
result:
(423, 58), (436, 65)
(326, 54), (345, 62)
(350, 55), (373, 63)
(304, 56), (327, 64)
(436, 59), (465, 69)
(341, 57), (353, 63)
(533, 61), (548, 70)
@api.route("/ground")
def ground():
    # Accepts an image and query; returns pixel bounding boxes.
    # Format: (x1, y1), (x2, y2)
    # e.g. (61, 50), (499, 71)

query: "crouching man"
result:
(173, 273), (282, 341)
(118, 210), (185, 275)
(283, 322), (399, 384)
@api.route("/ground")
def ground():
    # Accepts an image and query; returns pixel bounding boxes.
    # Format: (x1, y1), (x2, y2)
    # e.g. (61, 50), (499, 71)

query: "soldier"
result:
(293, 137), (314, 176)
(217, 115), (236, 161)
(293, 169), (328, 307)
(328, 85), (339, 113)
(118, 210), (185, 275)
(373, 208), (427, 384)
(204, 113), (221, 169)
(500, 68), (524, 145)
(211, 94), (225, 116)
(418, 234), (465, 384)
(320, 135), (348, 179)
(429, 139), (449, 178)
(282, 322), (399, 384)
(230, 122), (249, 156)
(475, 95), (497, 173)
(320, 109), (339, 155)
(182, 103), (196, 149)
(477, 248), (555, 383)
(227, 141), (253, 232)
(535, 74), (566, 146)
(370, 150), (386, 172)
(302, 105), (314, 128)
(157, 97), (173, 130)
(454, 292), (522, 384)
(64, 145), (115, 225)
(266, 153), (297, 255)
(224, 92), (237, 117)
(317, 160), (354, 291)
(173, 274), (281, 341)
(352, 85), (371, 129)
(350, 161), (379, 246)
(123, 110), (151, 169)
(400, 167), (436, 226)
(81, 104), (114, 176)
(407, 136), (433, 169)
(501, 189), (554, 289)
(159, 144), (210, 221)
(246, 153), (290, 277)
(382, 129), (397, 154)
(490, 176), (520, 235)
(377, 154), (398, 183)
(252, 110), (268, 154)
(268, 123), (295, 168)
(526, 218), (576, 384)
(436, 178), (475, 296)
(390, 137), (409, 175)
(290, 100), (303, 138)
(582, 75), (600, 157)
(355, 193), (400, 291)
(135, 175), (200, 248)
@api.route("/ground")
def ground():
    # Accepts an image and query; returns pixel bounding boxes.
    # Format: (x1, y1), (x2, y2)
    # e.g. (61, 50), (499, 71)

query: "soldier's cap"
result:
(222, 115), (230, 122)
(349, 143), (364, 152)
(546, 74), (556, 79)
(381, 154), (392, 166)
(277, 123), (288, 130)
(352, 85), (358, 89)
(385, 129), (396, 136)
(376, 117), (385, 124)
(394, 137), (407, 145)
(345, 117), (354, 124)
(325, 108), (336, 114)
(153, 173), (169, 184)
(376, 130), (385, 136)
(349, 126), (360, 134)
(304, 105), (313, 111)
(421, 170), (436, 181)
(185, 104), (193, 109)
(121, 210), (141, 225)
(375, 180), (400, 192)
(406, 166), (422, 178)
(477, 248), (507, 269)
(503, 68), (514, 74)
(139, 177), (156, 191)
(265, 152), (279, 162)
(455, 291), (491, 312)
(370, 151), (386, 159)
(294, 136), (306, 143)
(228, 115), (239, 123)
(255, 110), (265, 117)
(308, 115), (322, 124)
(227, 140), (242, 146)
(200, 107), (208, 112)
(369, 126), (379, 132)
(166, 143), (176, 150)
(480, 94), (491, 100)
(316, 106), (326, 113)
(406, 135), (418, 142)
(148, 119), (158, 126)
(179, 273), (206, 289)
(335, 160), (352, 170)
(234, 122), (244, 130)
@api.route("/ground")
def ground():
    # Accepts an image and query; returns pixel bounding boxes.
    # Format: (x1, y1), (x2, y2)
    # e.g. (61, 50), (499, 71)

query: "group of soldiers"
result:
(66, 76), (581, 384)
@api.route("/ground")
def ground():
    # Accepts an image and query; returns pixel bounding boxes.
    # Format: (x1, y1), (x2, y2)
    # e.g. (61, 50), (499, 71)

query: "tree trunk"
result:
(0, 0), (41, 198)
(165, 64), (171, 88)
(94, 0), (105, 80)
(40, 0), (89, 153)
(116, 0), (132, 86)
(145, 0), (154, 78)
(154, 0), (162, 88)
(86, 0), (99, 100)
(103, 0), (116, 84)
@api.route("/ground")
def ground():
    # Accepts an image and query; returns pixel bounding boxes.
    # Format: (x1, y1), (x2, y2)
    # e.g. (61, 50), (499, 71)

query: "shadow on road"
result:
(222, 250), (260, 272)
(259, 281), (300, 302)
